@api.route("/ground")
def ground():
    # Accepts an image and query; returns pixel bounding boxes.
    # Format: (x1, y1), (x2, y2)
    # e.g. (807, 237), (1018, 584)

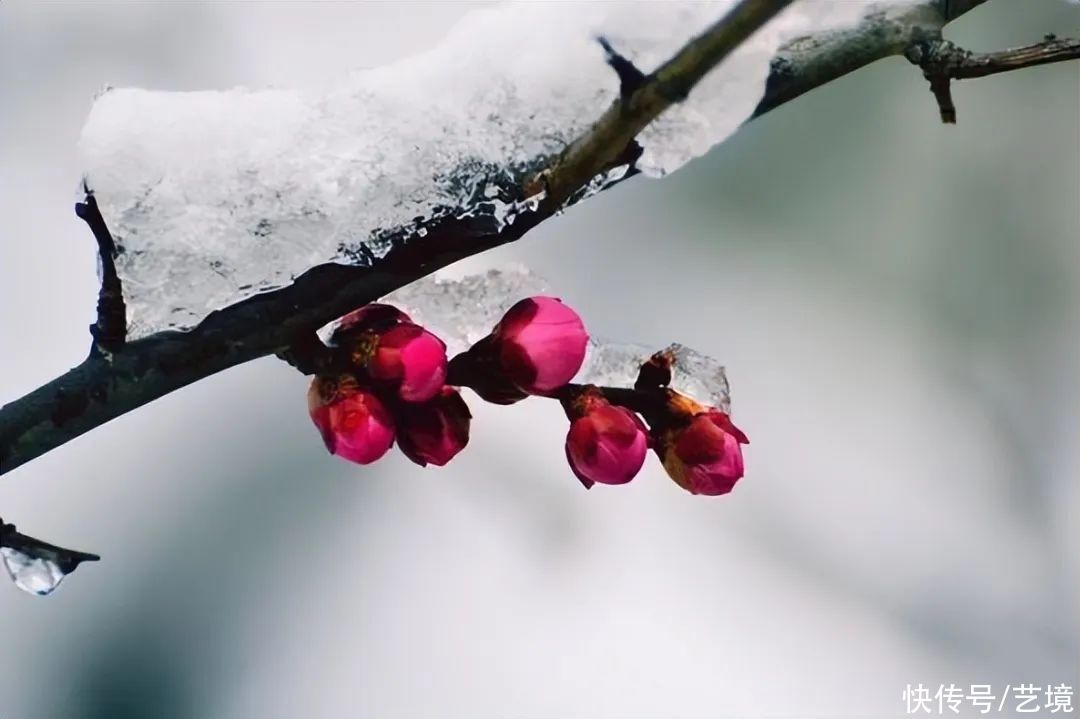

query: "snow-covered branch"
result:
(753, 0), (961, 116)
(0, 0), (1075, 480)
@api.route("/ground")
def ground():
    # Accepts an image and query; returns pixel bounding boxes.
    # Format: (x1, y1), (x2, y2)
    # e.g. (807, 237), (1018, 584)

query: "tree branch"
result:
(541, 0), (796, 207)
(0, 0), (794, 476)
(1, 0), (1074, 477)
(753, 0), (958, 118)
(906, 34), (1080, 123)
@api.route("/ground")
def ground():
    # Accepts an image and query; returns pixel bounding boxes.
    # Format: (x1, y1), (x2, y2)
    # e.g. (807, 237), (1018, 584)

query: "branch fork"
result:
(907, 35), (1080, 124)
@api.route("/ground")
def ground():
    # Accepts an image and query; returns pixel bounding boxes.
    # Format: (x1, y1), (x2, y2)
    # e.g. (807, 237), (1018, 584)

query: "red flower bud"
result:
(364, 323), (448, 403)
(493, 296), (588, 394)
(308, 375), (395, 465)
(658, 407), (749, 496)
(564, 392), (648, 489)
(396, 387), (472, 467)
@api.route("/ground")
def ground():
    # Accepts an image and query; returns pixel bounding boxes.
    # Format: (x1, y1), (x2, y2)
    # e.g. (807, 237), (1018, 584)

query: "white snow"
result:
(78, 1), (911, 337)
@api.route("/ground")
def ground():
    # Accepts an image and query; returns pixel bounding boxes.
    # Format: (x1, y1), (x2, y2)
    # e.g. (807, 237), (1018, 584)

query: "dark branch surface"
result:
(1, 0), (1076, 477)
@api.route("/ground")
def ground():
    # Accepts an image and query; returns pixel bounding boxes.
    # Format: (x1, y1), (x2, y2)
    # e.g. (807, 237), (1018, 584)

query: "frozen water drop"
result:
(1, 547), (66, 596)
(0, 523), (100, 597)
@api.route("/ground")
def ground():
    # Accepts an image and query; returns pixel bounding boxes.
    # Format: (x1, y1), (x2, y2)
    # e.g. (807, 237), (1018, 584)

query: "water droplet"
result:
(1, 547), (66, 596)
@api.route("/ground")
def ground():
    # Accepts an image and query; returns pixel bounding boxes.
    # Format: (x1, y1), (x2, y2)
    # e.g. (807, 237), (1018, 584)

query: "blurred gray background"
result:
(0, 1), (1077, 717)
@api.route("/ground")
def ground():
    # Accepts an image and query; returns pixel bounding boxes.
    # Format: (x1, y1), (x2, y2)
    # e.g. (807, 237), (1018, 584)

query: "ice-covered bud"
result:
(658, 403), (749, 496)
(360, 323), (448, 403)
(493, 296), (588, 393)
(396, 387), (472, 467)
(564, 391), (648, 489)
(308, 375), (395, 465)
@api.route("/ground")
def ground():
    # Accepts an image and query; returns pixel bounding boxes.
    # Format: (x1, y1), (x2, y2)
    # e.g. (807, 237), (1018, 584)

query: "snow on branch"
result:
(81, 0), (879, 338)
(1, 0), (1077, 487)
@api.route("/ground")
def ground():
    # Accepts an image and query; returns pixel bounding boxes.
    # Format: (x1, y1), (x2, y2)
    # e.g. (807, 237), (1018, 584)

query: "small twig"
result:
(598, 36), (647, 99)
(75, 187), (127, 354)
(944, 35), (1080, 79)
(928, 73), (957, 124)
(907, 36), (1080, 123)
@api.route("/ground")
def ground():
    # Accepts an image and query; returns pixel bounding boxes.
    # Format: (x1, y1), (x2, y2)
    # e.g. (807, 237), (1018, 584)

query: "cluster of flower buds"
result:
(306, 295), (748, 495)
(307, 304), (469, 466)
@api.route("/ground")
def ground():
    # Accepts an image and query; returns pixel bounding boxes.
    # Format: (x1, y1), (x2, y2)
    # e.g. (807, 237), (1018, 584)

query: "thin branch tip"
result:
(75, 193), (128, 353)
(0, 518), (100, 574)
(597, 36), (647, 99)
(908, 35), (1080, 124)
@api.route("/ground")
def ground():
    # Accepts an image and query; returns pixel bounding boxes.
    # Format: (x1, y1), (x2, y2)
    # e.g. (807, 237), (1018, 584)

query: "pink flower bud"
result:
(493, 296), (588, 393)
(396, 387), (472, 467)
(564, 393), (648, 489)
(364, 323), (448, 403)
(308, 375), (395, 465)
(659, 408), (749, 496)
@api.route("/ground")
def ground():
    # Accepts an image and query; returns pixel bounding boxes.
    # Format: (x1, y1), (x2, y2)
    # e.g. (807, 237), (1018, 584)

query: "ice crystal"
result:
(578, 341), (731, 413)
